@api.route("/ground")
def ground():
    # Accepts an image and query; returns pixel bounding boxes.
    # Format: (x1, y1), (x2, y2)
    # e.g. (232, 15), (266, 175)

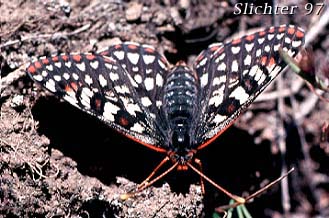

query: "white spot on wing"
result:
(156, 73), (163, 87)
(33, 75), (43, 82)
(141, 96), (152, 107)
(292, 40), (302, 47)
(90, 60), (99, 69)
(54, 62), (61, 68)
(244, 55), (251, 66)
(231, 60), (238, 72)
(200, 73), (208, 87)
(103, 102), (120, 122)
(54, 75), (61, 81)
(46, 65), (53, 71)
(65, 61), (71, 68)
(85, 74), (93, 85)
(130, 123), (145, 133)
(212, 114), (227, 124)
(231, 46), (240, 54)
(134, 74), (142, 84)
(63, 73), (70, 80)
(229, 86), (249, 104)
(76, 62), (86, 71)
(99, 74), (107, 87)
(144, 77), (154, 91)
(143, 55), (155, 64)
(245, 43), (254, 52)
(110, 72), (119, 81)
(45, 79), (56, 92)
(114, 51), (125, 60)
(80, 87), (93, 109)
(127, 52), (140, 65)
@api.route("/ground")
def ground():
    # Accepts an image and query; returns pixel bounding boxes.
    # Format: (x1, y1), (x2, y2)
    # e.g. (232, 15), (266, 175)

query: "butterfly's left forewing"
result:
(194, 25), (305, 148)
(27, 53), (167, 151)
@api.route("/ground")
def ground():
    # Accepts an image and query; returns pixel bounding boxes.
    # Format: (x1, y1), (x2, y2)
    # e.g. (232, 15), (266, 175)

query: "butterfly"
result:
(26, 24), (305, 204)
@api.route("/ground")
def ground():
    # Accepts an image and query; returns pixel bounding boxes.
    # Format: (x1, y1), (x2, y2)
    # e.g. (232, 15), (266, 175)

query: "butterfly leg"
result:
(216, 168), (295, 211)
(194, 158), (205, 194)
(187, 162), (246, 204)
(120, 157), (178, 200)
(137, 156), (170, 190)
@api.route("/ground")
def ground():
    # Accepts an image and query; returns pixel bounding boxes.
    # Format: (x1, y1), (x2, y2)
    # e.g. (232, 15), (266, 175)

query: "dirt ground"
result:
(1, 0), (329, 217)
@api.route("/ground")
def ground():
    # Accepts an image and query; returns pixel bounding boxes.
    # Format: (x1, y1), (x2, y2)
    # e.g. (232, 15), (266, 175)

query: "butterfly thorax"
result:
(162, 65), (199, 165)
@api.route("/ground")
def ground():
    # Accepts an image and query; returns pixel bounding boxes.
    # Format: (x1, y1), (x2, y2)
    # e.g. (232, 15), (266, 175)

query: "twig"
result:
(0, 23), (91, 49)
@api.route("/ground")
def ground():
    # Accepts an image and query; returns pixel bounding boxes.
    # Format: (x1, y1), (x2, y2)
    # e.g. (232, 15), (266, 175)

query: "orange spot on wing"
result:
(269, 27), (275, 33)
(95, 98), (102, 109)
(144, 47), (155, 53)
(259, 31), (266, 36)
(86, 54), (96, 60)
(296, 30), (304, 38)
(34, 61), (42, 69)
(196, 54), (204, 62)
(65, 84), (72, 92)
(127, 44), (138, 49)
(232, 38), (241, 45)
(269, 57), (275, 66)
(279, 26), (286, 33)
(227, 104), (236, 114)
(27, 65), (36, 74)
(119, 117), (129, 126)
(210, 45), (220, 52)
(42, 59), (49, 64)
(70, 82), (78, 91)
(288, 27), (295, 35)
(261, 56), (268, 65)
(61, 55), (69, 61)
(115, 44), (122, 49)
(72, 55), (82, 62)
(245, 34), (255, 41)
(52, 56), (59, 62)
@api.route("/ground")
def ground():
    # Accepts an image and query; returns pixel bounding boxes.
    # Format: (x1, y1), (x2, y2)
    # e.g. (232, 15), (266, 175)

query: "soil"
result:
(1, 0), (328, 218)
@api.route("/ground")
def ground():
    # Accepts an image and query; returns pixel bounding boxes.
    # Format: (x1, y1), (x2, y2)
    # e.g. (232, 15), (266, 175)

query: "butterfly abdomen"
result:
(163, 65), (199, 152)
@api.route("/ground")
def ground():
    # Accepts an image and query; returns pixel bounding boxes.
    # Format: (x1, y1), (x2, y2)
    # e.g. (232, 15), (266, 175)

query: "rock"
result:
(125, 2), (143, 22)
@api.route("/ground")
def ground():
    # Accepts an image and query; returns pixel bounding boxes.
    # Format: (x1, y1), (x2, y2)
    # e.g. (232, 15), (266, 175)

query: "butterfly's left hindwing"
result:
(194, 25), (305, 148)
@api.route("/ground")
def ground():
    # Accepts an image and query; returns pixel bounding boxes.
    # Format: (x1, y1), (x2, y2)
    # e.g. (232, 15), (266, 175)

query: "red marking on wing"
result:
(70, 82), (78, 91)
(27, 65), (36, 74)
(288, 27), (295, 35)
(259, 31), (266, 36)
(86, 54), (96, 60)
(94, 98), (102, 109)
(231, 38), (241, 45)
(296, 30), (304, 38)
(42, 59), (49, 64)
(61, 55), (69, 61)
(144, 47), (155, 53)
(269, 57), (275, 66)
(119, 117), (129, 126)
(127, 44), (138, 50)
(34, 61), (42, 69)
(115, 44), (122, 49)
(196, 53), (204, 62)
(279, 26), (286, 33)
(72, 55), (82, 62)
(52, 56), (59, 62)
(245, 34), (255, 41)
(210, 45), (221, 52)
(125, 134), (167, 153)
(197, 121), (236, 150)
(65, 84), (72, 92)
(261, 56), (267, 65)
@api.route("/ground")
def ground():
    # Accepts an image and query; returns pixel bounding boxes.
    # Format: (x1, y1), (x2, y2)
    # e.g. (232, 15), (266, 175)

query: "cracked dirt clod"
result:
(125, 2), (143, 22)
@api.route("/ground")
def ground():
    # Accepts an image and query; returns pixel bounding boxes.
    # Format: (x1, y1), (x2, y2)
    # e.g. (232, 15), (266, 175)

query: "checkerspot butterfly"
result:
(27, 24), (305, 204)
